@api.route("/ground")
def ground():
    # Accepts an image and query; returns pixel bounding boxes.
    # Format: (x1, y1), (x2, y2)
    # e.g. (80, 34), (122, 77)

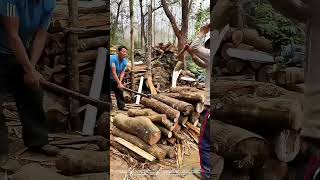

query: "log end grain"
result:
(274, 129), (300, 162)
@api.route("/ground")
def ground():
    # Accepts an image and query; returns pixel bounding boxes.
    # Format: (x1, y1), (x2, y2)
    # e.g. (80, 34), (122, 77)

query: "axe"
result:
(122, 87), (151, 98)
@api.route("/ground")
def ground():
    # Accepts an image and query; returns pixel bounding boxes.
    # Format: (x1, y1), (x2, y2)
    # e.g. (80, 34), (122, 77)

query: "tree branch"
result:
(161, 0), (180, 36)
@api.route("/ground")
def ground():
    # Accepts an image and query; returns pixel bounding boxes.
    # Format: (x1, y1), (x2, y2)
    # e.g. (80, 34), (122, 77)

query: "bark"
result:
(111, 128), (166, 160)
(173, 131), (186, 141)
(152, 94), (194, 115)
(56, 149), (108, 175)
(113, 114), (161, 145)
(129, 0), (136, 90)
(96, 111), (109, 138)
(157, 144), (176, 159)
(156, 125), (172, 138)
(162, 92), (205, 104)
(274, 129), (300, 162)
(179, 115), (188, 127)
(213, 95), (302, 132)
(211, 0), (239, 31)
(167, 138), (176, 145)
(128, 108), (157, 116)
(77, 50), (98, 63)
(141, 97), (180, 122)
(242, 29), (273, 53)
(146, 5), (152, 73)
(110, 139), (145, 162)
(139, 0), (146, 48)
(237, 43), (255, 51)
(274, 67), (304, 85)
(212, 120), (270, 170)
(226, 58), (246, 75)
(78, 36), (108, 51)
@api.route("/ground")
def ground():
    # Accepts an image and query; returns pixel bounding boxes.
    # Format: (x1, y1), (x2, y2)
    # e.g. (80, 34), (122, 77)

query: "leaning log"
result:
(111, 128), (166, 160)
(56, 149), (108, 175)
(213, 120), (270, 169)
(113, 114), (161, 145)
(152, 94), (194, 115)
(141, 97), (180, 122)
(213, 96), (302, 131)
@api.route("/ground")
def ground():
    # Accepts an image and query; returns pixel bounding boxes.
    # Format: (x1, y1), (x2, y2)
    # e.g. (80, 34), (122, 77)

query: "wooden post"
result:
(68, 0), (81, 130)
(129, 0), (136, 91)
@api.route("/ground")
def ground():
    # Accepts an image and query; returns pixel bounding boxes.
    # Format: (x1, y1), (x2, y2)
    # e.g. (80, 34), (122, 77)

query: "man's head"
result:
(117, 45), (127, 60)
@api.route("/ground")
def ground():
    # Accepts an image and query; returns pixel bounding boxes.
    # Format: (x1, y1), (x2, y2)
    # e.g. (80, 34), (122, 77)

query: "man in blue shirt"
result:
(110, 45), (128, 110)
(0, 0), (58, 166)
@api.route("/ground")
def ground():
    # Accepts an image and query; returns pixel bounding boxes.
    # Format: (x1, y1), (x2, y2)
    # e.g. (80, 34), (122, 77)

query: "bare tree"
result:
(161, 0), (192, 70)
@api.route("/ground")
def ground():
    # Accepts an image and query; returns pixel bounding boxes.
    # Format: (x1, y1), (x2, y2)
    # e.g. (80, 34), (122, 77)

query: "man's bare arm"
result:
(1, 17), (33, 74)
(111, 67), (121, 85)
(119, 71), (125, 83)
(30, 28), (47, 66)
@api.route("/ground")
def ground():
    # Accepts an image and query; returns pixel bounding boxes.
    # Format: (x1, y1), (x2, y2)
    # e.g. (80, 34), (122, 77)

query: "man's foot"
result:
(29, 144), (60, 156)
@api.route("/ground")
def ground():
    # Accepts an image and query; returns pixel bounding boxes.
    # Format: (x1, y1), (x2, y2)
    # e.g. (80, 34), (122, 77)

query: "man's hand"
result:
(117, 83), (125, 90)
(23, 69), (40, 89)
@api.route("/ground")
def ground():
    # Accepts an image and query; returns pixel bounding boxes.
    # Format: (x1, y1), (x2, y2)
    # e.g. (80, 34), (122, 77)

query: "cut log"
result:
(186, 122), (200, 135)
(169, 86), (199, 92)
(173, 131), (186, 141)
(212, 153), (224, 180)
(226, 48), (274, 63)
(212, 120), (270, 169)
(274, 129), (300, 162)
(147, 75), (158, 95)
(128, 108), (158, 116)
(46, 108), (67, 133)
(79, 75), (92, 95)
(114, 137), (155, 161)
(274, 67), (304, 85)
(196, 102), (204, 113)
(156, 125), (172, 138)
(256, 65), (273, 82)
(226, 58), (246, 75)
(157, 144), (176, 159)
(213, 96), (302, 132)
(78, 36), (108, 51)
(56, 149), (108, 175)
(162, 92), (205, 104)
(237, 43), (255, 51)
(113, 114), (161, 145)
(252, 159), (288, 180)
(221, 43), (235, 60)
(242, 29), (273, 53)
(179, 116), (189, 127)
(152, 94), (194, 115)
(111, 128), (166, 160)
(123, 91), (132, 103)
(167, 138), (176, 145)
(141, 97), (180, 122)
(78, 50), (98, 63)
(190, 112), (200, 126)
(96, 111), (109, 138)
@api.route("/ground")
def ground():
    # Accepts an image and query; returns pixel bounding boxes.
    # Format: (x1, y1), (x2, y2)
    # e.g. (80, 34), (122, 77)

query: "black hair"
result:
(118, 45), (127, 52)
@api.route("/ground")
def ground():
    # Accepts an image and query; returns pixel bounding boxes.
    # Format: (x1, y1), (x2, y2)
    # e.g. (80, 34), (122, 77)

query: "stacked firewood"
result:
(211, 79), (303, 179)
(110, 86), (205, 164)
(38, 1), (109, 95)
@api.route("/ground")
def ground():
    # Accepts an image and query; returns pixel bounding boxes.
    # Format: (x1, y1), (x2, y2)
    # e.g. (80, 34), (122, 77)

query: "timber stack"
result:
(109, 86), (205, 165)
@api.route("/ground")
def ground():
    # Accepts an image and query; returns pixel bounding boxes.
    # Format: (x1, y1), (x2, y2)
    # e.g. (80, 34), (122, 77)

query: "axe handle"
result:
(123, 87), (150, 98)
(40, 80), (110, 110)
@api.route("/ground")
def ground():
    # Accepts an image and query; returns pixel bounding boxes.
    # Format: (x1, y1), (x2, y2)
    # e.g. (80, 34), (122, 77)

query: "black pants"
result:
(0, 54), (48, 155)
(110, 81), (125, 109)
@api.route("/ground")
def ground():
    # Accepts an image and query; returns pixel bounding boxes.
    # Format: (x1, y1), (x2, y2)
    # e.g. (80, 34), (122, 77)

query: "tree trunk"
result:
(141, 97), (180, 122)
(146, 4), (152, 73)
(152, 94), (194, 115)
(113, 114), (161, 145)
(129, 0), (136, 90)
(111, 128), (166, 160)
(68, 0), (80, 131)
(213, 95), (302, 132)
(56, 149), (108, 175)
(273, 129), (300, 162)
(139, 0), (145, 48)
(212, 120), (270, 170)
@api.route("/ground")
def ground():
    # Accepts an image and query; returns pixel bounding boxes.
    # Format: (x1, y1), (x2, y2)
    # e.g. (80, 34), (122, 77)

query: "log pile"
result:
(39, 1), (109, 95)
(110, 87), (205, 164)
(210, 79), (303, 179)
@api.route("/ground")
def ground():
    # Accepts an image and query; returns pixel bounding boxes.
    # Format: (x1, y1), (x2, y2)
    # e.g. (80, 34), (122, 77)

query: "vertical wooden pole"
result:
(130, 0), (136, 90)
(68, 0), (81, 131)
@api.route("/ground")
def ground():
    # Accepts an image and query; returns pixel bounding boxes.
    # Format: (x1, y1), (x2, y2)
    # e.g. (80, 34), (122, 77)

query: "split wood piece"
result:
(49, 136), (105, 145)
(152, 94), (194, 115)
(115, 137), (155, 162)
(213, 96), (302, 131)
(226, 58), (246, 75)
(173, 131), (186, 142)
(10, 163), (72, 180)
(189, 112), (200, 127)
(40, 80), (109, 110)
(156, 125), (172, 138)
(110, 139), (145, 162)
(167, 138), (176, 145)
(135, 76), (144, 104)
(186, 122), (200, 135)
(96, 111), (109, 138)
(179, 116), (189, 127)
(242, 29), (273, 53)
(252, 159), (288, 180)
(147, 75), (158, 95)
(113, 114), (161, 145)
(196, 102), (204, 113)
(127, 109), (174, 131)
(210, 80), (288, 99)
(187, 129), (199, 144)
(157, 144), (176, 159)
(226, 48), (274, 64)
(141, 97), (180, 122)
(212, 120), (270, 170)
(212, 153), (224, 180)
(274, 129), (300, 162)
(162, 92), (205, 104)
(221, 43), (235, 60)
(111, 128), (166, 160)
(56, 149), (108, 175)
(274, 67), (304, 85)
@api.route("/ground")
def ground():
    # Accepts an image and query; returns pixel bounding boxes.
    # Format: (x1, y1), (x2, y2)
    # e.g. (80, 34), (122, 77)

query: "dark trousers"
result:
(0, 54), (48, 155)
(110, 81), (125, 109)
